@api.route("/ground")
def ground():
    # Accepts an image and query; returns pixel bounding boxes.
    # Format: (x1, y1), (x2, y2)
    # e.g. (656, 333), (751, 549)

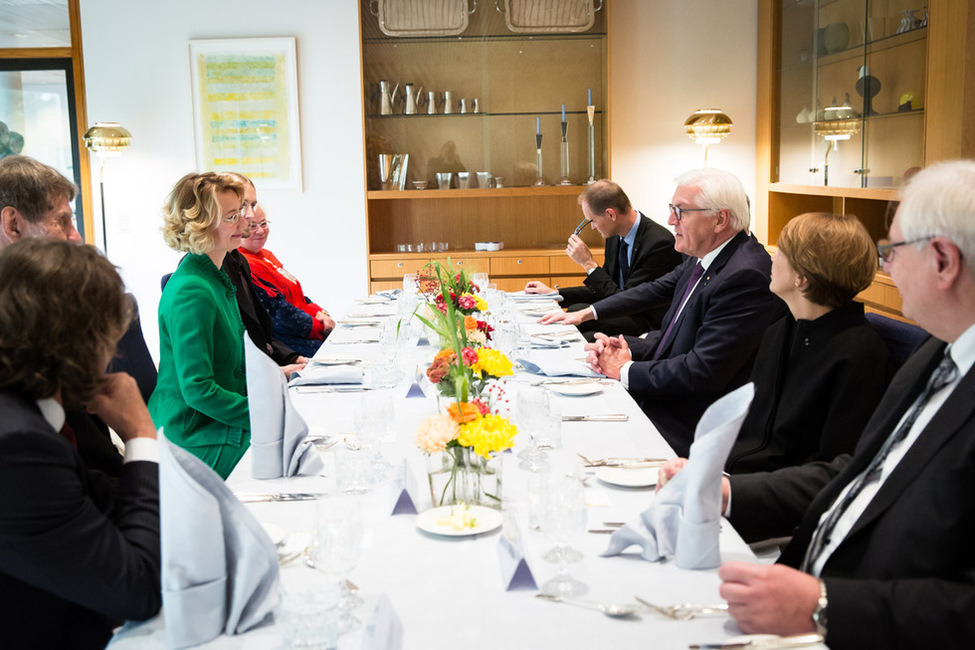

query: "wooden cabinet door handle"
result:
(517, 259), (523, 264)
(397, 262), (404, 268)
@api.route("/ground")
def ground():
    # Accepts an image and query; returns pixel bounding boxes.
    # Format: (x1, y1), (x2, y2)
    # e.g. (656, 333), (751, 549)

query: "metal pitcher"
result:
(404, 83), (422, 115)
(443, 90), (455, 115)
(459, 98), (468, 114)
(427, 91), (439, 115)
(379, 80), (399, 115)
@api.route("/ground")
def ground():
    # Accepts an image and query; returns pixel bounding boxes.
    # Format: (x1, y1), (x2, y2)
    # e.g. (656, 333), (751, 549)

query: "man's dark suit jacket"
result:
(730, 336), (975, 649)
(591, 230), (787, 456)
(223, 249), (301, 365)
(0, 390), (161, 650)
(559, 213), (681, 335)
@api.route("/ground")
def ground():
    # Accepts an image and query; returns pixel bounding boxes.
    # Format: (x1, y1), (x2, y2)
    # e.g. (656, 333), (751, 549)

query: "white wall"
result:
(609, 0), (758, 231)
(80, 0), (367, 361)
(80, 0), (757, 361)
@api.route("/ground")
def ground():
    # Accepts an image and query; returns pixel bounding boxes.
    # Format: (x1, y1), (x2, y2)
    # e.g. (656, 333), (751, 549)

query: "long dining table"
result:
(110, 292), (789, 650)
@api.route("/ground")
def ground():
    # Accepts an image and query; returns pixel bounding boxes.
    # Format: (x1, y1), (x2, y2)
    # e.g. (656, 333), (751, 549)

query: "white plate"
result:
(261, 522), (287, 547)
(595, 465), (658, 488)
(417, 505), (503, 537)
(548, 383), (603, 397)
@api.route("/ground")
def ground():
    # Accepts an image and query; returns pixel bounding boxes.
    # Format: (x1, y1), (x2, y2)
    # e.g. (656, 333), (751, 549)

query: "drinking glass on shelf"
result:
(516, 386), (549, 472)
(540, 475), (589, 598)
(309, 495), (365, 633)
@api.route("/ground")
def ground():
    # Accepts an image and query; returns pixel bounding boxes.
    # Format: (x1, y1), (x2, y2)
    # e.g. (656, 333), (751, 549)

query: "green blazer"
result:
(149, 254), (249, 468)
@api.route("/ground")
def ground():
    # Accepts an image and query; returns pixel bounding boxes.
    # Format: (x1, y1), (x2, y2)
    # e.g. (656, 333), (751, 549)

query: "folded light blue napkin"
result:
(601, 383), (754, 569)
(506, 291), (563, 302)
(517, 353), (602, 378)
(244, 336), (324, 479)
(288, 364), (364, 387)
(159, 434), (280, 648)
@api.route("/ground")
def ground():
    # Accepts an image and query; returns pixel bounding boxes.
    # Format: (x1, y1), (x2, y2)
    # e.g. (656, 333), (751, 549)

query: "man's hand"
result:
(566, 234), (597, 270)
(524, 280), (555, 294)
(718, 563), (821, 635)
(315, 311), (336, 335)
(656, 458), (688, 492)
(538, 307), (594, 326)
(86, 373), (157, 441)
(586, 333), (630, 379)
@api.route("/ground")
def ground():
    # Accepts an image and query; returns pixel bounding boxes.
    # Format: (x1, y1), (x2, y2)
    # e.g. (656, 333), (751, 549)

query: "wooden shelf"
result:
(769, 183), (900, 201)
(368, 185), (587, 200)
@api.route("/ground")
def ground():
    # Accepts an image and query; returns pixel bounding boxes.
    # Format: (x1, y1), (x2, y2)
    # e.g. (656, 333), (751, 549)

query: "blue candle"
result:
(536, 116), (540, 135)
(561, 103), (566, 121)
(588, 88), (592, 105)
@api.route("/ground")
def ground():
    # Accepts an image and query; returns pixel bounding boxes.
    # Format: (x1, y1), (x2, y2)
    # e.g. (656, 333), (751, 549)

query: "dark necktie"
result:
(618, 239), (630, 288)
(800, 352), (959, 572)
(59, 420), (78, 449)
(652, 261), (704, 361)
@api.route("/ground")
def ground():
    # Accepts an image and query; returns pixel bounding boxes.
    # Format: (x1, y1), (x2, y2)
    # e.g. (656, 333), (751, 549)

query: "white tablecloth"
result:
(110, 299), (772, 650)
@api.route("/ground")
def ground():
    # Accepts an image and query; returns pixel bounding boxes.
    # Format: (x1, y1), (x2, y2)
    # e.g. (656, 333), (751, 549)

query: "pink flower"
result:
(461, 347), (478, 366)
(458, 294), (477, 310)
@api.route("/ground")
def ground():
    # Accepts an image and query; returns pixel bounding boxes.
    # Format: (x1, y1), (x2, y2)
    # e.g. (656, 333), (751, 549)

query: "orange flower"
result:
(434, 348), (457, 363)
(447, 401), (481, 424)
(464, 315), (477, 331)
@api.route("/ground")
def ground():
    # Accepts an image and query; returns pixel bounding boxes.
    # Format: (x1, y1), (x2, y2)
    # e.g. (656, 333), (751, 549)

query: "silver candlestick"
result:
(559, 120), (571, 186)
(586, 105), (596, 184)
(535, 132), (545, 186)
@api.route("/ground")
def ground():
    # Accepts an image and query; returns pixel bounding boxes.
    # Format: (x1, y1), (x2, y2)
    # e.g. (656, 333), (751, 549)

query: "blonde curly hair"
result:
(161, 171), (244, 254)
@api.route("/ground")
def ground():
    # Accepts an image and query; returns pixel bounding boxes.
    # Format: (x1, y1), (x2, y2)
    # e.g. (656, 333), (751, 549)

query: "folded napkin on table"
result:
(601, 382), (754, 570)
(375, 289), (402, 300)
(244, 335), (324, 478)
(517, 353), (602, 378)
(506, 290), (563, 302)
(160, 434), (280, 648)
(288, 364), (364, 387)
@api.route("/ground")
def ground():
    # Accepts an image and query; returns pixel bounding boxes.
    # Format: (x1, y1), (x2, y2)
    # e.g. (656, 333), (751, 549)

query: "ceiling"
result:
(0, 0), (70, 49)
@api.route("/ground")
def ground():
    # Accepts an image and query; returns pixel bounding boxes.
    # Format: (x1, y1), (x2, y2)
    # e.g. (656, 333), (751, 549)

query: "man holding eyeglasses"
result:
(657, 159), (975, 649)
(544, 168), (786, 456)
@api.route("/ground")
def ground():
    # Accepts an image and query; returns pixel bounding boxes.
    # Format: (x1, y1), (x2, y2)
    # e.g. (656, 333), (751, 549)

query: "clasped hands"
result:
(583, 332), (631, 380)
(655, 459), (821, 637)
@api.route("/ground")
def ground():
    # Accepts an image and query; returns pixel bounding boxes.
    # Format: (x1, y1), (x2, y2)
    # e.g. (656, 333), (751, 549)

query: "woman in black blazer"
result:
(724, 212), (892, 473)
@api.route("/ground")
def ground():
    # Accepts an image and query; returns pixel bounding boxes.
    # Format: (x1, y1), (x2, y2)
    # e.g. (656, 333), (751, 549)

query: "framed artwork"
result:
(189, 37), (302, 190)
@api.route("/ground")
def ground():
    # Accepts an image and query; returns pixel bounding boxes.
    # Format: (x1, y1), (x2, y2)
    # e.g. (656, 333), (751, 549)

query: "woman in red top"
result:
(239, 205), (335, 357)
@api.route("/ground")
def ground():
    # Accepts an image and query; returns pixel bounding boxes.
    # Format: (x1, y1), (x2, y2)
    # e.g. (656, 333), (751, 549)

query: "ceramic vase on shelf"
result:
(427, 445), (502, 509)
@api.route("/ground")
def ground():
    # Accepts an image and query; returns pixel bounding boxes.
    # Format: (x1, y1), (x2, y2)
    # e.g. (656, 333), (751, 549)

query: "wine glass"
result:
(516, 386), (549, 472)
(309, 495), (365, 633)
(540, 475), (588, 598)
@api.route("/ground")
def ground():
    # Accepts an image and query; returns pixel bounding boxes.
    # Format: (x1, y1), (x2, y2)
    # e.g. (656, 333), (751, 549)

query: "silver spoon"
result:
(535, 593), (640, 618)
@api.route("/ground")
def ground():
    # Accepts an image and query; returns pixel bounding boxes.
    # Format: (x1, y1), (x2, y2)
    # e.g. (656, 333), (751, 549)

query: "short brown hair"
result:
(0, 155), (77, 223)
(579, 179), (632, 215)
(161, 172), (244, 255)
(0, 239), (129, 406)
(777, 212), (877, 309)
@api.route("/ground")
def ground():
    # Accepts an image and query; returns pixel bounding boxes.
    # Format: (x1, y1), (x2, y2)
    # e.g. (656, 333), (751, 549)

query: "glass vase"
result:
(426, 446), (502, 509)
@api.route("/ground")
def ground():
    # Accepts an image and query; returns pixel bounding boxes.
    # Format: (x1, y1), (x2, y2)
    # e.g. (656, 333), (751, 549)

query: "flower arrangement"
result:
(414, 259), (516, 508)
(416, 260), (488, 317)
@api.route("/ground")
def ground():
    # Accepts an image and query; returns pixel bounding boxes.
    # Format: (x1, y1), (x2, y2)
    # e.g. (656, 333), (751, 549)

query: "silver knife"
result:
(235, 492), (324, 503)
(689, 634), (824, 649)
(294, 385), (372, 393)
(562, 414), (628, 422)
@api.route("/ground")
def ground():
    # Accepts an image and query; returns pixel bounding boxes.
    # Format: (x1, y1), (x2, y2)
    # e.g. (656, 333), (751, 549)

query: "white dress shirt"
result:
(36, 397), (159, 463)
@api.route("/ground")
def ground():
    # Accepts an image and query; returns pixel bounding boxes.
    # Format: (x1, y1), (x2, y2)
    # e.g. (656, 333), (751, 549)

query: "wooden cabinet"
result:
(358, 0), (609, 293)
(756, 0), (975, 320)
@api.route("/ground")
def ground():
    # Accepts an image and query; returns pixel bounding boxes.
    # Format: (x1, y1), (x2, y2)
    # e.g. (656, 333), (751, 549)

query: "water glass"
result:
(516, 386), (550, 472)
(310, 495), (365, 632)
(403, 273), (418, 295)
(540, 475), (588, 597)
(471, 272), (489, 292)
(436, 172), (453, 190)
(333, 446), (374, 493)
(536, 400), (562, 449)
(279, 582), (340, 650)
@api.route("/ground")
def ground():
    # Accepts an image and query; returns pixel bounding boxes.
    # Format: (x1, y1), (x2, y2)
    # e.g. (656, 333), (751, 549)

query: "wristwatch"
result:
(812, 579), (828, 637)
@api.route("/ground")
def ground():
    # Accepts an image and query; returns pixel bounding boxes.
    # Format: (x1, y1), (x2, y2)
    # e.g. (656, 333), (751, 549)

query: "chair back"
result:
(107, 293), (157, 403)
(865, 312), (928, 371)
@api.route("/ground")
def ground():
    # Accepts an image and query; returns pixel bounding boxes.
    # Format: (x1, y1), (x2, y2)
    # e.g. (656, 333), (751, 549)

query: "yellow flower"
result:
(472, 347), (513, 378)
(458, 414), (517, 458)
(415, 414), (460, 453)
(474, 295), (488, 312)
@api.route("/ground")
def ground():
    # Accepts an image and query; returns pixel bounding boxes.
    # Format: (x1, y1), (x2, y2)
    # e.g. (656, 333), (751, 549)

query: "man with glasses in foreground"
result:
(543, 168), (786, 456)
(659, 160), (975, 648)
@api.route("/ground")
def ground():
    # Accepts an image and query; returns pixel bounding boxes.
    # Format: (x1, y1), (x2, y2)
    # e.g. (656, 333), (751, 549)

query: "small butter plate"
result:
(416, 505), (503, 537)
(595, 466), (658, 488)
(548, 383), (603, 397)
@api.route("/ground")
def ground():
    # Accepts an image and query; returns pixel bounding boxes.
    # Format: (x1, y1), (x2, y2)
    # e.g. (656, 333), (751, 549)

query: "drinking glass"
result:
(333, 446), (374, 493)
(494, 320), (522, 357)
(309, 495), (365, 633)
(471, 272), (489, 292)
(516, 386), (549, 472)
(536, 400), (562, 450)
(279, 581), (340, 649)
(540, 475), (588, 597)
(403, 273), (418, 295)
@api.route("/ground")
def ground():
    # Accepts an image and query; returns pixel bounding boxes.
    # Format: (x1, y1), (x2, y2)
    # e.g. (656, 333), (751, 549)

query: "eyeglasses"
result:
(669, 204), (718, 222)
(876, 237), (931, 262)
(254, 220), (270, 229)
(223, 211), (241, 224)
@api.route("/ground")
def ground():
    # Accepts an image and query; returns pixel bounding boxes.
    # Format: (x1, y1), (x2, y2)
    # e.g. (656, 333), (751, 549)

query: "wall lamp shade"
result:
(83, 122), (132, 157)
(684, 109), (733, 145)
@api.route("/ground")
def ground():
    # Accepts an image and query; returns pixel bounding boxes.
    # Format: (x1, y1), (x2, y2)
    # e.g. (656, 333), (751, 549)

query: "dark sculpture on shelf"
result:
(856, 66), (881, 116)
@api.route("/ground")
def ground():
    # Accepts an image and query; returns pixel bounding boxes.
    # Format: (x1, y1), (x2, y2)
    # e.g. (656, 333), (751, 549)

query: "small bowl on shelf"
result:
(475, 241), (504, 252)
(412, 181), (429, 190)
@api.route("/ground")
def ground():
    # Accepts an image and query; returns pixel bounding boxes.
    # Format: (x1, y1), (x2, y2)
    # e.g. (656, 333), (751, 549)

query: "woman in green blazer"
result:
(149, 172), (250, 479)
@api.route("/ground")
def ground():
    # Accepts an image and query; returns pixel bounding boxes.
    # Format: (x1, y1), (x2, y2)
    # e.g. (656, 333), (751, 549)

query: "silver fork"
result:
(634, 596), (728, 620)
